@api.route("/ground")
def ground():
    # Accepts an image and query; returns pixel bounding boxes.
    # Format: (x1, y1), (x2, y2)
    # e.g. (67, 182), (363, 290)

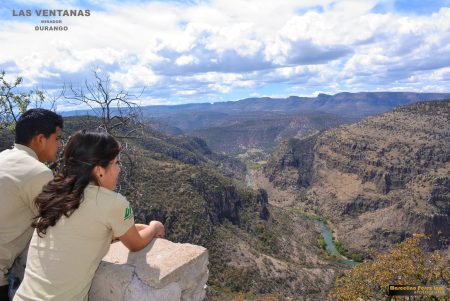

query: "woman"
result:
(14, 130), (165, 301)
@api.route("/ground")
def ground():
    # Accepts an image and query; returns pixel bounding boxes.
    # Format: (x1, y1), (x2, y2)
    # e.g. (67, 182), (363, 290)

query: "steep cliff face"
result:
(264, 135), (316, 189)
(264, 100), (450, 251)
(188, 173), (270, 225)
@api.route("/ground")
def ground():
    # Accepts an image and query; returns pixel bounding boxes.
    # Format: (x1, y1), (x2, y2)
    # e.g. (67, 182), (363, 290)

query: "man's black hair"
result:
(15, 109), (64, 145)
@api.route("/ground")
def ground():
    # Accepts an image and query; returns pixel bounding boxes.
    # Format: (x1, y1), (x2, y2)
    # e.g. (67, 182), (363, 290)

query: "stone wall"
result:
(89, 239), (209, 301)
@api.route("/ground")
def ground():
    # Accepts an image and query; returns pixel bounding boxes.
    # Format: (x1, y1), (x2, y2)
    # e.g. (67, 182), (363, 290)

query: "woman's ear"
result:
(92, 165), (104, 181)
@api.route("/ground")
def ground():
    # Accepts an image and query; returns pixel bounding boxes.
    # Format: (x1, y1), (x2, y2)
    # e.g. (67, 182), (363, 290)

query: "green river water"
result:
(317, 220), (356, 265)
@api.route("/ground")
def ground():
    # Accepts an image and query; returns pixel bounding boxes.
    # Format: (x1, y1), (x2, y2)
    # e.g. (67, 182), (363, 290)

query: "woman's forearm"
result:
(119, 221), (165, 252)
(135, 223), (148, 231)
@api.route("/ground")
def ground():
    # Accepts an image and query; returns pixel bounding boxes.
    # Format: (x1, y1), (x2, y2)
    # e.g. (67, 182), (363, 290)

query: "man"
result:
(0, 109), (63, 300)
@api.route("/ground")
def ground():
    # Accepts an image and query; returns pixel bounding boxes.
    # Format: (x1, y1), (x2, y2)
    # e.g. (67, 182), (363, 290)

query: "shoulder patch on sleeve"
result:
(123, 204), (133, 220)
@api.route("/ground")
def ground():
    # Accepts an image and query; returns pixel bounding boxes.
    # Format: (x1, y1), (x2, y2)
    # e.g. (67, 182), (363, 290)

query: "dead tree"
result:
(62, 69), (146, 193)
(63, 69), (144, 139)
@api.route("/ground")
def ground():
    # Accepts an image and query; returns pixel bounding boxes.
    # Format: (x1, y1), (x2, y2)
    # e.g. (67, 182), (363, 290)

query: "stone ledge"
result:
(89, 239), (209, 301)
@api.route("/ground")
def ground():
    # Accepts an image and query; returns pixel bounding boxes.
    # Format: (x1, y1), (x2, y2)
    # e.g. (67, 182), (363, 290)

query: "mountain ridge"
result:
(62, 91), (450, 118)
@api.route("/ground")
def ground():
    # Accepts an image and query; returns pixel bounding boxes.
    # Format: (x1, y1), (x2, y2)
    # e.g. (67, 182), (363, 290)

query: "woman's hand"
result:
(149, 221), (165, 238)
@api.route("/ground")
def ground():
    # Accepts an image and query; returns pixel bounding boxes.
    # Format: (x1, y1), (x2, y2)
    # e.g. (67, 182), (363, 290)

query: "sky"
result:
(1, 0), (450, 109)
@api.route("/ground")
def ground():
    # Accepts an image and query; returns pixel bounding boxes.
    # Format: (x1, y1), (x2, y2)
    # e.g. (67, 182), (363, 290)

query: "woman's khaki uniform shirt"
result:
(14, 185), (134, 301)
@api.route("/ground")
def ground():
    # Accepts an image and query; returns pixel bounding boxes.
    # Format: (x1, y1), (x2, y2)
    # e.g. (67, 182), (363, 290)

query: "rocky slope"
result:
(264, 100), (450, 252)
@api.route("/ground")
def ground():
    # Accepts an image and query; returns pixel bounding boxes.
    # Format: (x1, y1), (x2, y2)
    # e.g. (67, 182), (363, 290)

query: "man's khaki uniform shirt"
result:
(14, 185), (134, 301)
(0, 144), (53, 286)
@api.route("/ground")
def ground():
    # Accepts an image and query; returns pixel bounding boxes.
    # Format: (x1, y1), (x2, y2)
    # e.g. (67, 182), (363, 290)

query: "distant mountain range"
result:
(62, 92), (450, 155)
(141, 92), (450, 117)
(64, 92), (450, 123)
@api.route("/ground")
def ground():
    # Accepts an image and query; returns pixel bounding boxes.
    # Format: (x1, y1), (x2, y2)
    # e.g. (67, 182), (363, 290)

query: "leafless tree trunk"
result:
(62, 69), (147, 193)
(62, 69), (145, 139)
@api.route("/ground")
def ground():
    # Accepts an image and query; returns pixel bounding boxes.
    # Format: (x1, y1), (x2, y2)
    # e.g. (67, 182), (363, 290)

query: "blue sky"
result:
(1, 0), (450, 109)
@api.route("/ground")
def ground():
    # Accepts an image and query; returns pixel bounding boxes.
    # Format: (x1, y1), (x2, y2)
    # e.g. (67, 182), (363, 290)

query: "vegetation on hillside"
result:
(332, 238), (365, 263)
(331, 234), (449, 301)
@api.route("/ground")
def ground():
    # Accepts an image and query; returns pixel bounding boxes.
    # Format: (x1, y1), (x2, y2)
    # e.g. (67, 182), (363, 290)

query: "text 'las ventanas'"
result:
(12, 9), (90, 17)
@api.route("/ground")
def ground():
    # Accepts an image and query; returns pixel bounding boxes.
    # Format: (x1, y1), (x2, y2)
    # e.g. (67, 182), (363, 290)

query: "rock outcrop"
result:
(264, 135), (316, 189)
(89, 239), (208, 301)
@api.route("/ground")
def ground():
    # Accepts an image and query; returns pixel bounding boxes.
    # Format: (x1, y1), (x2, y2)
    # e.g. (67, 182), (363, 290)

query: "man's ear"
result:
(29, 133), (45, 149)
(35, 133), (46, 145)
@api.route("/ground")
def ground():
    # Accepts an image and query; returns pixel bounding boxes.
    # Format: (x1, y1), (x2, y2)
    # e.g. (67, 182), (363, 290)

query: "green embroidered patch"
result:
(124, 205), (133, 220)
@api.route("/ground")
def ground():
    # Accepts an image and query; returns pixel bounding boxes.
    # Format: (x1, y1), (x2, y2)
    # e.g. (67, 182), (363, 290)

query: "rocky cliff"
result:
(264, 100), (450, 252)
(264, 135), (317, 189)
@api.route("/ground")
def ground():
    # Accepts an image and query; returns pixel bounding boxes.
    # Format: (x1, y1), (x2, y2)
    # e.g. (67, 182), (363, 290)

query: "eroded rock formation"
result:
(264, 100), (450, 251)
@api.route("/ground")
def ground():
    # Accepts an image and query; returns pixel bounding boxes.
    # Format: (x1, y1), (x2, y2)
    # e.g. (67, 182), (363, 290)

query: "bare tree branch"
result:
(61, 68), (147, 191)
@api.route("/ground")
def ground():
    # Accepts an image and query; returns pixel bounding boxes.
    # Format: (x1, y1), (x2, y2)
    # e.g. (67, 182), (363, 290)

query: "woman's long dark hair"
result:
(32, 130), (120, 237)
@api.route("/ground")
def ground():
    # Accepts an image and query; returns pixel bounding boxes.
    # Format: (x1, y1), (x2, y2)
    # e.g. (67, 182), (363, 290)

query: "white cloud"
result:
(176, 90), (197, 95)
(109, 65), (159, 89)
(175, 55), (199, 66)
(204, 22), (263, 56)
(1, 0), (450, 104)
(208, 83), (231, 93)
(190, 72), (242, 83)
